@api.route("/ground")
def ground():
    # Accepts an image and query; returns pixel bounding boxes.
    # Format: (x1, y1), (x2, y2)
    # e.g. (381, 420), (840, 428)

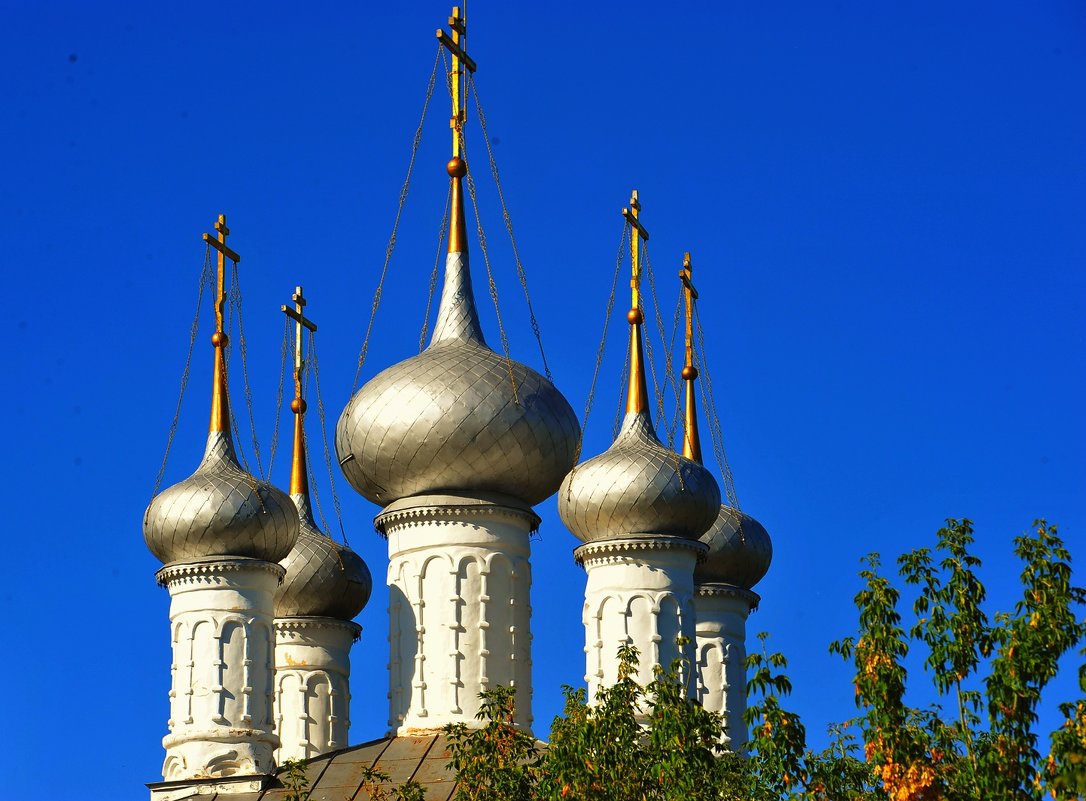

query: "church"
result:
(141, 8), (771, 799)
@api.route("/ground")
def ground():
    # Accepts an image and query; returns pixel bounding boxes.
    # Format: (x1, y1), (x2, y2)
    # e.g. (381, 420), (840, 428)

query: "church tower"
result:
(273, 287), (372, 762)
(143, 216), (299, 785)
(335, 8), (581, 736)
(676, 254), (773, 749)
(558, 194), (720, 698)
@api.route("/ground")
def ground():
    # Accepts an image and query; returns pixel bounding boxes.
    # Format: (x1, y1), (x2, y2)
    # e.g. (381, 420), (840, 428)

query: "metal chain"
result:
(666, 290), (684, 451)
(565, 223), (627, 485)
(694, 302), (741, 513)
(151, 245), (213, 499)
(311, 332), (349, 545)
(643, 242), (680, 437)
(461, 134), (520, 405)
(611, 338), (632, 440)
(577, 221), (629, 462)
(418, 183), (452, 352)
(352, 43), (442, 392)
(305, 337), (332, 537)
(641, 242), (684, 486)
(230, 261), (265, 479)
(267, 315), (290, 481)
(468, 75), (553, 382)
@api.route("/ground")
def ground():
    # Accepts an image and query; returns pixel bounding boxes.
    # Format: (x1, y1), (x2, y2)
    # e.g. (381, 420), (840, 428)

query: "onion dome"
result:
(144, 328), (298, 564)
(276, 495), (372, 619)
(559, 306), (720, 542)
(695, 507), (773, 589)
(336, 158), (580, 508)
(561, 197), (719, 543)
(276, 339), (372, 620)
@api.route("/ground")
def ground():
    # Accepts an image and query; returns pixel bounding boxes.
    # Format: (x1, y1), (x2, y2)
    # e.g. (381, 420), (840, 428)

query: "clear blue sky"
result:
(3, 2), (1084, 798)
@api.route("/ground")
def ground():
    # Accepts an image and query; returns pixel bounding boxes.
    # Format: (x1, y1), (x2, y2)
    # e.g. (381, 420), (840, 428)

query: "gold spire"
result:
(281, 286), (318, 497)
(680, 252), (702, 463)
(621, 191), (651, 414)
(438, 7), (476, 254)
(201, 214), (241, 434)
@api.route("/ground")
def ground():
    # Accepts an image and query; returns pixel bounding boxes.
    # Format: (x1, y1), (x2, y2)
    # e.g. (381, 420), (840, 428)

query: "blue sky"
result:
(3, 2), (1084, 797)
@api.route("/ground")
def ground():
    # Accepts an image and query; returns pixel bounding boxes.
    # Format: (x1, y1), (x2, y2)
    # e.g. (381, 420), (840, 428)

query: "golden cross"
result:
(680, 252), (703, 462)
(202, 214), (241, 334)
(621, 190), (651, 309)
(437, 5), (476, 159)
(281, 285), (318, 402)
(680, 252), (699, 372)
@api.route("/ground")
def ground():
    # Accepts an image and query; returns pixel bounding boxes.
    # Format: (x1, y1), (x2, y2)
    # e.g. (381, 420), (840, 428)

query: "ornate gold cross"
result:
(622, 190), (651, 309)
(437, 6), (476, 159)
(202, 214), (241, 334)
(281, 286), (318, 402)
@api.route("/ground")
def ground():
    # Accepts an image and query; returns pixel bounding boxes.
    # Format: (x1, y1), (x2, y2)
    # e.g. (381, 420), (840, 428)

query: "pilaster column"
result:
(693, 583), (759, 749)
(574, 537), (706, 702)
(156, 557), (283, 783)
(273, 618), (361, 762)
(376, 493), (539, 735)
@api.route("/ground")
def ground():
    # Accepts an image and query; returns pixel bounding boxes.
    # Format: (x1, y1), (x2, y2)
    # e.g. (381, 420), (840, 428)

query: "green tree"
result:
(434, 519), (1084, 800)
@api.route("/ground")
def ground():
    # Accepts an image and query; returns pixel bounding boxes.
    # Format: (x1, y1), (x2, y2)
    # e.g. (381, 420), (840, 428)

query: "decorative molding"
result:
(386, 511), (535, 735)
(275, 617), (362, 640)
(694, 582), (760, 609)
(156, 557), (285, 588)
(158, 563), (280, 782)
(574, 536), (708, 567)
(375, 493), (540, 535)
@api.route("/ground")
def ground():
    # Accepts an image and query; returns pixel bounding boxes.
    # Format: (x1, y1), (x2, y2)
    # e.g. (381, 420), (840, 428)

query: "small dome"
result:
(144, 432), (299, 564)
(275, 496), (372, 620)
(336, 252), (580, 508)
(695, 506), (773, 589)
(558, 412), (721, 543)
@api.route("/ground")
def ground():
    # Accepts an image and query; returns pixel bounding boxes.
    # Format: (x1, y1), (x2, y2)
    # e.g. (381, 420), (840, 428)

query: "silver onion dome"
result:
(275, 495), (372, 620)
(558, 411), (721, 543)
(695, 506), (773, 589)
(336, 248), (581, 508)
(144, 431), (299, 564)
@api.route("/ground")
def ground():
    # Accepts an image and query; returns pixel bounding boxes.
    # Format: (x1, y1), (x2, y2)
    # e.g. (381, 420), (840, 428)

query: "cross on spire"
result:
(281, 286), (318, 498)
(202, 214), (242, 334)
(281, 285), (318, 401)
(680, 252), (702, 463)
(438, 5), (476, 159)
(201, 214), (242, 434)
(621, 190), (651, 310)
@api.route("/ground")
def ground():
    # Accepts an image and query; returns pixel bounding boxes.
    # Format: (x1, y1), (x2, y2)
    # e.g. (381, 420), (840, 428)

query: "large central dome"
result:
(336, 160), (580, 508)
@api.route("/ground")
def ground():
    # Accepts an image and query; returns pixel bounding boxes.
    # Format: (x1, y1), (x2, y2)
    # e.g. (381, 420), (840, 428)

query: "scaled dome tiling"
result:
(144, 432), (299, 565)
(275, 495), (372, 620)
(558, 411), (721, 543)
(695, 506), (773, 589)
(336, 251), (581, 508)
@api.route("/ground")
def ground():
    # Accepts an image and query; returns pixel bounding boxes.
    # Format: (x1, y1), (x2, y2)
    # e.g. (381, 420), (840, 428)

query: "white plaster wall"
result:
(379, 497), (536, 735)
(273, 618), (360, 762)
(576, 538), (703, 702)
(693, 585), (757, 750)
(156, 558), (283, 781)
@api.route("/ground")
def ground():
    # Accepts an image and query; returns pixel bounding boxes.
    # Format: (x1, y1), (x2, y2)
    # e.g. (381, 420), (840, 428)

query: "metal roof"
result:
(150, 734), (457, 801)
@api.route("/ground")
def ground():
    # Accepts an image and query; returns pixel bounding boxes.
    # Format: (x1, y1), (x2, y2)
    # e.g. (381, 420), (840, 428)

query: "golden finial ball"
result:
(291, 398), (307, 414)
(211, 332), (229, 347)
(682, 365), (699, 380)
(447, 157), (467, 177)
(627, 308), (644, 325)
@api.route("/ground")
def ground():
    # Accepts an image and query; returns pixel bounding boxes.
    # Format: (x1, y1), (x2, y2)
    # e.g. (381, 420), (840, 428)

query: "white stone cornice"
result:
(275, 616), (362, 641)
(695, 582), (761, 610)
(374, 492), (541, 535)
(573, 535), (708, 567)
(155, 557), (285, 588)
